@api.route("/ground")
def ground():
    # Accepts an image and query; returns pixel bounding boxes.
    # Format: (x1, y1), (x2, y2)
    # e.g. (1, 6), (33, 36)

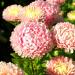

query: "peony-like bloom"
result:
(2, 4), (22, 21)
(19, 0), (60, 27)
(0, 61), (24, 75)
(67, 11), (75, 21)
(46, 56), (75, 75)
(10, 21), (53, 58)
(52, 22), (75, 52)
(46, 0), (65, 5)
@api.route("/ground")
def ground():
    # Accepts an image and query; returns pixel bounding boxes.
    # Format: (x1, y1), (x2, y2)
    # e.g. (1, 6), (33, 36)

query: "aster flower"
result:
(46, 56), (75, 75)
(0, 61), (24, 75)
(19, 0), (60, 27)
(10, 21), (53, 59)
(52, 22), (75, 53)
(2, 4), (22, 21)
(46, 0), (65, 5)
(67, 11), (75, 21)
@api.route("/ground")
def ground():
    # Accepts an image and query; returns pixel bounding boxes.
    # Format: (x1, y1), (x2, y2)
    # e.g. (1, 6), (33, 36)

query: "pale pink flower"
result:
(19, 0), (60, 27)
(10, 21), (53, 58)
(52, 22), (75, 53)
(46, 0), (65, 5)
(0, 61), (24, 75)
(46, 56), (75, 75)
(2, 4), (23, 21)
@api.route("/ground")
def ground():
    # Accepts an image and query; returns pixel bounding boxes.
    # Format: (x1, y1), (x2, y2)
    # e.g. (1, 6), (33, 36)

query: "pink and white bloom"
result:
(10, 21), (53, 58)
(2, 4), (22, 21)
(52, 22), (75, 52)
(0, 61), (24, 75)
(46, 56), (75, 75)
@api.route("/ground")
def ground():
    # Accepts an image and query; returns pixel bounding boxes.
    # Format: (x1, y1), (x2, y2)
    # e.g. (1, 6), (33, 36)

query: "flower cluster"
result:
(0, 61), (24, 75)
(2, 0), (75, 75)
(2, 0), (60, 27)
(2, 0), (60, 59)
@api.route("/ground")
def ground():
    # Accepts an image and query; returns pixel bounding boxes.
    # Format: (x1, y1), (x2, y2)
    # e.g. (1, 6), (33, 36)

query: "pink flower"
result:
(46, 56), (75, 75)
(46, 0), (65, 5)
(52, 22), (75, 52)
(10, 21), (53, 58)
(19, 0), (60, 27)
(0, 61), (24, 75)
(2, 4), (22, 21)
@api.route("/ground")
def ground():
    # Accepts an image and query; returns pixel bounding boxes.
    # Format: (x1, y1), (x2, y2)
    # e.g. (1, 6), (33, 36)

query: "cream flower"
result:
(2, 4), (22, 21)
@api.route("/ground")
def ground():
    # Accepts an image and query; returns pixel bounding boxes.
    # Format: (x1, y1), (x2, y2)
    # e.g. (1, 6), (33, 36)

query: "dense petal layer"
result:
(52, 22), (75, 52)
(10, 21), (53, 58)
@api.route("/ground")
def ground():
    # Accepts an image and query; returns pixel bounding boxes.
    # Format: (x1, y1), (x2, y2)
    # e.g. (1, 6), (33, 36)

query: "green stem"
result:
(30, 58), (35, 75)
(30, 58), (39, 75)
(33, 62), (37, 75)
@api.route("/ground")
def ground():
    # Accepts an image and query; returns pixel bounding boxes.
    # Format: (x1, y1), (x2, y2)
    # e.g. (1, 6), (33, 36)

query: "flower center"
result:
(55, 62), (67, 74)
(24, 6), (43, 20)
(8, 7), (20, 16)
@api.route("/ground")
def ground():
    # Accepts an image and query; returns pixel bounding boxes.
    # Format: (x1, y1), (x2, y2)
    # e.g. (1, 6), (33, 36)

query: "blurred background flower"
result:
(0, 61), (24, 75)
